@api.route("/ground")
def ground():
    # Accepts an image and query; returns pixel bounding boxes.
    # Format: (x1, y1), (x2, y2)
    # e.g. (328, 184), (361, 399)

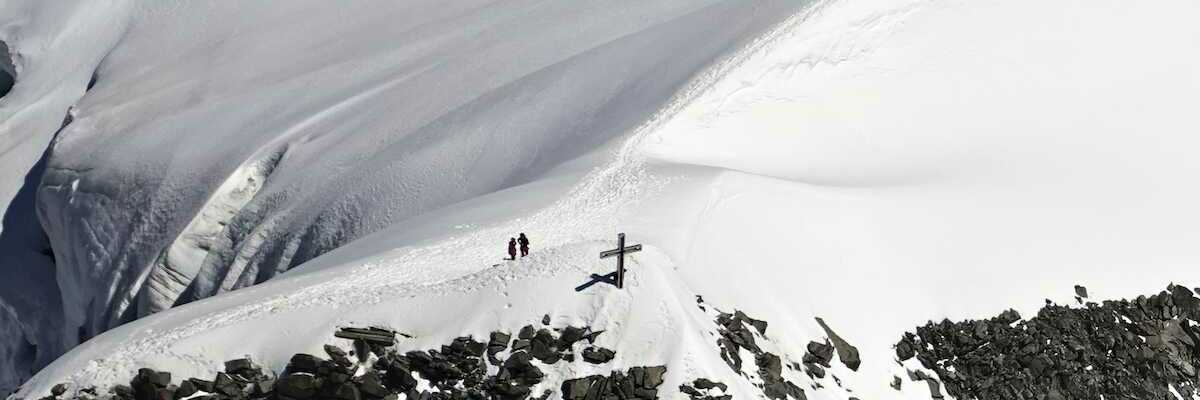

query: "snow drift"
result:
(5, 0), (1200, 399)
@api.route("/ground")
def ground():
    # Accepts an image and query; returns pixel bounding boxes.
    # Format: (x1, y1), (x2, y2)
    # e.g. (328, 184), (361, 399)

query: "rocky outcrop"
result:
(32, 295), (839, 400)
(801, 341), (833, 379)
(813, 318), (859, 372)
(580, 347), (615, 364)
(714, 310), (764, 372)
(560, 366), (666, 400)
(29, 321), (640, 400)
(896, 284), (1200, 400)
(679, 378), (730, 400)
(703, 300), (806, 400)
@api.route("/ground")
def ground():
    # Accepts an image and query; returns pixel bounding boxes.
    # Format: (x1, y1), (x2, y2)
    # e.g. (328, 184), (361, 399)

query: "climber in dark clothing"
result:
(518, 233), (530, 257)
(507, 238), (518, 260)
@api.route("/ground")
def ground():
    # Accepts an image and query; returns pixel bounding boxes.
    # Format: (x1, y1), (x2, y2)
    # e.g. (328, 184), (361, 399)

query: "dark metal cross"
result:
(576, 233), (642, 291)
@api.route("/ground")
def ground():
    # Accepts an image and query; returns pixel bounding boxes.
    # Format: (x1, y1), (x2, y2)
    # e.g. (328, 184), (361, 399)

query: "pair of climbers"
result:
(507, 233), (531, 260)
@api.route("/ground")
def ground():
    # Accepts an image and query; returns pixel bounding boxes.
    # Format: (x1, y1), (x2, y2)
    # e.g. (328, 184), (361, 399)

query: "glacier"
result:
(3, 0), (1200, 399)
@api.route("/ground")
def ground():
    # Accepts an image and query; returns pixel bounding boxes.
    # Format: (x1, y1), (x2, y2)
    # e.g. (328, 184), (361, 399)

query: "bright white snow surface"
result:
(6, 0), (1200, 399)
(1, 0), (803, 394)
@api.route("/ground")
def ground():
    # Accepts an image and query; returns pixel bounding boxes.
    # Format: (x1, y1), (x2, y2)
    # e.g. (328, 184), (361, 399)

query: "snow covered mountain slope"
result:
(7, 0), (1200, 399)
(0, 0), (805, 394)
(636, 0), (1200, 396)
(39, 0), (803, 333)
(0, 0), (136, 393)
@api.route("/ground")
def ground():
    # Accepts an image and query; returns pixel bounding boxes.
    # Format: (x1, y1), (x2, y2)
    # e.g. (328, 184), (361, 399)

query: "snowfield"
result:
(1, 0), (804, 394)
(3, 0), (1200, 399)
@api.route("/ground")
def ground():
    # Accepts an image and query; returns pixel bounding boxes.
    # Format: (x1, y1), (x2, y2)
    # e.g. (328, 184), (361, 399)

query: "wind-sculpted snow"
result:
(0, 0), (136, 393)
(139, 151), (284, 316)
(1, 0), (806, 393)
(9, 0), (1200, 398)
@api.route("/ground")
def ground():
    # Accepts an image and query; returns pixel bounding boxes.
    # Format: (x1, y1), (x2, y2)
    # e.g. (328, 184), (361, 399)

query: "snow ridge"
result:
(26, 0), (807, 358)
(14, 0), (1200, 399)
(15, 1), (817, 394)
(2, 2), (823, 391)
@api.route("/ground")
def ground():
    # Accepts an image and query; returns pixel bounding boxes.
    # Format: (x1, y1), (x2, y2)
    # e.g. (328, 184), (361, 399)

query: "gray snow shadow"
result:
(0, 118), (67, 395)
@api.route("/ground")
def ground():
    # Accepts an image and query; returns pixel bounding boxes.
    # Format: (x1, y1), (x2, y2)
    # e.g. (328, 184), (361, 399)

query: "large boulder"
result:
(211, 373), (244, 397)
(357, 372), (389, 398)
(560, 376), (599, 400)
(224, 359), (255, 375)
(325, 345), (354, 368)
(501, 352), (544, 386)
(173, 380), (197, 399)
(319, 383), (360, 400)
(287, 354), (325, 374)
(804, 341), (834, 367)
(580, 347), (615, 364)
(557, 327), (588, 349)
(815, 317), (860, 371)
